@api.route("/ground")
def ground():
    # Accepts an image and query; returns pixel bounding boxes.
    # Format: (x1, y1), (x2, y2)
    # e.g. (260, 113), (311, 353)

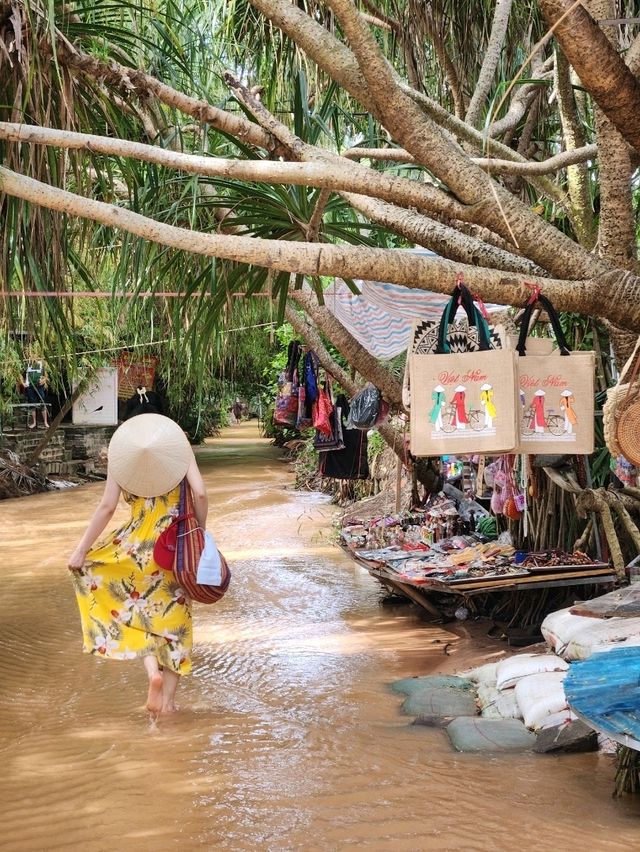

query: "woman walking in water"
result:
(67, 395), (208, 716)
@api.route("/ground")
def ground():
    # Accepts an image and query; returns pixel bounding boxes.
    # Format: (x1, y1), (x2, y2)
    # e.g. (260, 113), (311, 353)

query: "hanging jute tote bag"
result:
(603, 337), (640, 458)
(409, 285), (518, 456)
(515, 294), (595, 455)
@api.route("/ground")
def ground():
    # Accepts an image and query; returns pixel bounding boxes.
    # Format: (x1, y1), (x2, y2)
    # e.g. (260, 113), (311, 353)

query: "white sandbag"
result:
(563, 619), (640, 661)
(477, 684), (522, 720)
(496, 653), (569, 690)
(515, 671), (568, 730)
(463, 661), (500, 687)
(541, 608), (602, 656)
(536, 710), (577, 731)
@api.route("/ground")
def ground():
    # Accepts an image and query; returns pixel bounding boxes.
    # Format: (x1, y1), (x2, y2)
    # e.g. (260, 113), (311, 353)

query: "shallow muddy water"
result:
(1, 423), (638, 850)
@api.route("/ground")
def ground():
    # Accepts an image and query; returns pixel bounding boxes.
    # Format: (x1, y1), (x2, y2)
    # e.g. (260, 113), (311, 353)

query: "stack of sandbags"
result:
(514, 671), (576, 730)
(542, 607), (640, 661)
(464, 661), (521, 720)
(494, 654), (573, 731)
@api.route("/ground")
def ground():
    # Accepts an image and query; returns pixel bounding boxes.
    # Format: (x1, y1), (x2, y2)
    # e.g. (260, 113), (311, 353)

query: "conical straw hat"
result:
(108, 413), (192, 497)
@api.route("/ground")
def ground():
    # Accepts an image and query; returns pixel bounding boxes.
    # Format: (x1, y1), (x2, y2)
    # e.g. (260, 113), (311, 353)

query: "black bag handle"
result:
(436, 283), (492, 354)
(516, 292), (571, 357)
(285, 340), (302, 380)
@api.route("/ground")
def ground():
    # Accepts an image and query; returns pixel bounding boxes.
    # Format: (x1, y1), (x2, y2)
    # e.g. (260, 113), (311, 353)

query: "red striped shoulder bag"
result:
(153, 479), (231, 604)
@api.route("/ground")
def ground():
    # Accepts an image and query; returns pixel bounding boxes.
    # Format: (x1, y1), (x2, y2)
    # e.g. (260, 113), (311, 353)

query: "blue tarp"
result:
(565, 647), (640, 748)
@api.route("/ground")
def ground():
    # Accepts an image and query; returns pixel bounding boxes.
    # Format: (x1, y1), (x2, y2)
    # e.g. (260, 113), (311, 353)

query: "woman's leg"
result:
(143, 655), (163, 714)
(161, 669), (181, 713)
(42, 405), (49, 428)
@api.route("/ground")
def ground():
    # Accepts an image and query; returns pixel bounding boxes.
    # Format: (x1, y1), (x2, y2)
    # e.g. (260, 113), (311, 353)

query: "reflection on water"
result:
(1, 423), (638, 850)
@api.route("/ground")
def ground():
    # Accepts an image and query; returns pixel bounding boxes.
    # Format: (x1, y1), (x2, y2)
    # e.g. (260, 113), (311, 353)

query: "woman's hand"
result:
(68, 546), (88, 572)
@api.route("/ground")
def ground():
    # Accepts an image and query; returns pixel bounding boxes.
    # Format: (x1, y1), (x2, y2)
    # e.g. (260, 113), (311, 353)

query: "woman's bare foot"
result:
(146, 673), (164, 715)
(160, 669), (180, 715)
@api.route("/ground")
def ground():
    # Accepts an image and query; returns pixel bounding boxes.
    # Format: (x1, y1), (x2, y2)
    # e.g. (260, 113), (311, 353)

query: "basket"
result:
(617, 394), (640, 465)
(603, 340), (640, 458)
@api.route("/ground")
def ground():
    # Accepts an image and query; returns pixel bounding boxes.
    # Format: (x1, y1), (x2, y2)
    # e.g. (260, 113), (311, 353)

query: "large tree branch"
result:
(222, 75), (470, 222)
(51, 41), (277, 154)
(465, 0), (515, 127)
(0, 121), (467, 222)
(2, 165), (638, 329)
(539, 0), (640, 155)
(342, 193), (543, 274)
(344, 144), (598, 176)
(474, 144), (598, 175)
(486, 79), (549, 139)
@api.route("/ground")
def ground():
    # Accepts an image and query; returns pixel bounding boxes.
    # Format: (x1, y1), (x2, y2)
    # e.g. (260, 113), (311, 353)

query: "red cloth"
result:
(452, 391), (469, 425)
(532, 395), (545, 428)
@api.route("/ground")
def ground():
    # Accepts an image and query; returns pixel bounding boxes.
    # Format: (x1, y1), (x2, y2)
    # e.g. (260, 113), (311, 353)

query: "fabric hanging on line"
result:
(320, 395), (369, 481)
(323, 250), (502, 359)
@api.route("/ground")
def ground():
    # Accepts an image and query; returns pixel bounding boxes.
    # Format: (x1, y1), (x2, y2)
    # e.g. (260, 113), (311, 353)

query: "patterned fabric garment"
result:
(71, 485), (192, 674)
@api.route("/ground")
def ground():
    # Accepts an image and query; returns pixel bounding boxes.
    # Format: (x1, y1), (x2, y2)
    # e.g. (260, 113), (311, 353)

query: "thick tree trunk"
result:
(554, 50), (596, 248)
(539, 0), (640, 156)
(465, 0), (514, 128)
(587, 1), (639, 368)
(324, 0), (599, 280)
(247, 0), (570, 210)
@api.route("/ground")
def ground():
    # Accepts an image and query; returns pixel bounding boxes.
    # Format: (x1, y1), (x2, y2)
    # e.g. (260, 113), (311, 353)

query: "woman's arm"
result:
(186, 454), (208, 530)
(67, 474), (121, 569)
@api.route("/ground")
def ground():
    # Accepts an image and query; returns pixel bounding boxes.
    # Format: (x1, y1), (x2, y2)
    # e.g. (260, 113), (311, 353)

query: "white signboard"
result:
(72, 368), (119, 425)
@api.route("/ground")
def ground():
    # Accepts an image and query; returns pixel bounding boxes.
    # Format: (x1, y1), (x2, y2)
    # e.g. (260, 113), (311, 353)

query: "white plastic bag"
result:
(536, 710), (577, 731)
(496, 653), (568, 690)
(196, 532), (222, 585)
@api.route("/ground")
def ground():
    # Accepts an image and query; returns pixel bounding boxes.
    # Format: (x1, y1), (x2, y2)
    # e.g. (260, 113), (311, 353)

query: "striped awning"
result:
(324, 251), (501, 359)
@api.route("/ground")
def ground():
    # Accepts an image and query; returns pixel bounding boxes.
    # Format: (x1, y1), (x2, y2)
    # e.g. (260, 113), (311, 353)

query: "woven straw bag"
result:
(603, 339), (640, 458)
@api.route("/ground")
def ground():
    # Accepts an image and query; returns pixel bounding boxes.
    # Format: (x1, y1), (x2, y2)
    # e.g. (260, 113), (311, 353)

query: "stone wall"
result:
(2, 430), (67, 467)
(1, 423), (116, 476)
(61, 424), (116, 461)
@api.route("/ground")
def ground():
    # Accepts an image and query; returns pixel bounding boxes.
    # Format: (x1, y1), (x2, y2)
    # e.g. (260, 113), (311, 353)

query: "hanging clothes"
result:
(320, 395), (369, 480)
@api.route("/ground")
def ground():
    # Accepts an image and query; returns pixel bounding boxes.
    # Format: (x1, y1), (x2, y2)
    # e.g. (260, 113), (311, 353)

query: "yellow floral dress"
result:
(71, 485), (192, 675)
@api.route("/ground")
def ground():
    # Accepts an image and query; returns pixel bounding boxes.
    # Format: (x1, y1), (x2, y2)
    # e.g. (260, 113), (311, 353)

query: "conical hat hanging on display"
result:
(108, 413), (192, 497)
